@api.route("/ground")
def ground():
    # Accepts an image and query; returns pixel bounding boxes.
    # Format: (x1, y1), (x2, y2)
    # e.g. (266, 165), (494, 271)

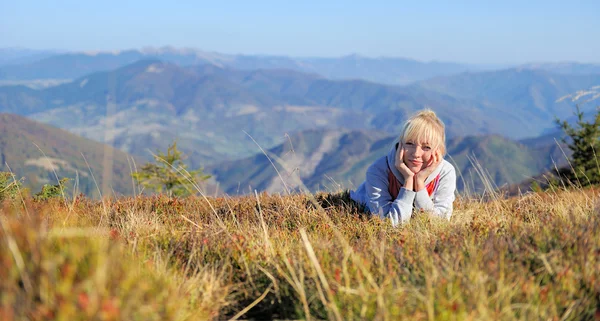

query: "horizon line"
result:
(2, 45), (600, 66)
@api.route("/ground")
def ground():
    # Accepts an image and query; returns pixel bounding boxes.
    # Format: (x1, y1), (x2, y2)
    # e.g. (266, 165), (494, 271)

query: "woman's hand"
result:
(415, 149), (442, 191)
(395, 144), (415, 190)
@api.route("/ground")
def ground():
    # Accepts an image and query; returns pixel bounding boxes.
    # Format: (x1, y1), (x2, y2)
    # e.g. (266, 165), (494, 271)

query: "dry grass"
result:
(1, 187), (599, 320)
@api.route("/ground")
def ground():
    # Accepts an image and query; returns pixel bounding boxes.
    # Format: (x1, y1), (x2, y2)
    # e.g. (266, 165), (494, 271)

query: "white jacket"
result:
(350, 142), (457, 226)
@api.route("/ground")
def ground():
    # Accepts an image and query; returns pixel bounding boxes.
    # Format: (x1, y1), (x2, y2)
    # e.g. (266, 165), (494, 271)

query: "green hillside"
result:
(447, 134), (567, 192)
(0, 113), (138, 197)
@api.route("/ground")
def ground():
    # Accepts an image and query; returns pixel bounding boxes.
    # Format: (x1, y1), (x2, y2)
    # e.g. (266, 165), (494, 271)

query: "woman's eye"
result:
(423, 146), (431, 151)
(405, 142), (414, 146)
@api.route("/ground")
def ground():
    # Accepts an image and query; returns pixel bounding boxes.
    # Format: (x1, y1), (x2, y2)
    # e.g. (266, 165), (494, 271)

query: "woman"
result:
(350, 109), (457, 226)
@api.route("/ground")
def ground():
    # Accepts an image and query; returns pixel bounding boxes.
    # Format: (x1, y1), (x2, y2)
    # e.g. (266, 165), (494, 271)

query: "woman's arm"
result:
(364, 166), (416, 226)
(414, 163), (457, 219)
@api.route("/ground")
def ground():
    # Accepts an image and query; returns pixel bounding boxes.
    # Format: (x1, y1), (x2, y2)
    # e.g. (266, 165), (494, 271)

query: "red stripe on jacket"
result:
(387, 167), (441, 199)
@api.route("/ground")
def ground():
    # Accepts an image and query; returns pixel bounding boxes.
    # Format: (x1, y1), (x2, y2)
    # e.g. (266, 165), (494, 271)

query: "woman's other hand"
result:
(395, 144), (415, 190)
(414, 149), (442, 191)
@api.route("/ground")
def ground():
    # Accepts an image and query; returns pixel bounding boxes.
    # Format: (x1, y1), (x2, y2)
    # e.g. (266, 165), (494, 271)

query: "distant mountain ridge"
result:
(3, 46), (600, 86)
(519, 62), (600, 75)
(0, 48), (61, 66)
(0, 47), (484, 85)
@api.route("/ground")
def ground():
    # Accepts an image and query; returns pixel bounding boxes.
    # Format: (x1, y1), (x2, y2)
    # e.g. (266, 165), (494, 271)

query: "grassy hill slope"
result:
(0, 113), (138, 197)
(2, 184), (598, 319)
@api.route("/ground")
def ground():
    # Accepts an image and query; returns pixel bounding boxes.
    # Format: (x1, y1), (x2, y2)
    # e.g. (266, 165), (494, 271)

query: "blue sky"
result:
(1, 0), (598, 64)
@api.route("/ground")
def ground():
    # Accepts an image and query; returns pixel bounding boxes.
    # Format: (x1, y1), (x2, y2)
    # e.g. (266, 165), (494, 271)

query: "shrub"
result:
(131, 142), (210, 197)
(0, 172), (23, 201)
(34, 178), (70, 201)
(555, 105), (600, 186)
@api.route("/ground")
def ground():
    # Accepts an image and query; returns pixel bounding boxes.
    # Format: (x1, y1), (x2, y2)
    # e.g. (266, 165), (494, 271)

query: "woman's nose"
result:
(413, 146), (423, 157)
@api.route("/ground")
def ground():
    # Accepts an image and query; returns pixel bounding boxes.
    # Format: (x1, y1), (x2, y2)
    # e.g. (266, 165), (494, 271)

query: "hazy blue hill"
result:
(0, 48), (61, 66)
(414, 68), (600, 136)
(228, 54), (309, 72)
(0, 85), (47, 114)
(188, 64), (596, 139)
(228, 54), (480, 85)
(298, 55), (477, 85)
(3, 60), (283, 119)
(45, 60), (286, 114)
(0, 113), (137, 197)
(189, 65), (505, 138)
(211, 66), (323, 102)
(520, 62), (600, 75)
(518, 131), (570, 167)
(207, 129), (563, 195)
(144, 63), (509, 140)
(415, 68), (600, 109)
(0, 60), (180, 115)
(519, 130), (564, 148)
(0, 50), (145, 80)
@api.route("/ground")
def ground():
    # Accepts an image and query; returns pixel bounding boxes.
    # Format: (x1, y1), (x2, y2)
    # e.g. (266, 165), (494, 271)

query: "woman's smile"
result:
(409, 159), (422, 166)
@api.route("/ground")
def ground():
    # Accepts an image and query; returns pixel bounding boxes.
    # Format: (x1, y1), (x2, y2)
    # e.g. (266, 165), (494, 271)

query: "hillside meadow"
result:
(1, 184), (599, 320)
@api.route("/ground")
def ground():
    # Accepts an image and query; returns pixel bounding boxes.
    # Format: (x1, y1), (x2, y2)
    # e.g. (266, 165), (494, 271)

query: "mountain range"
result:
(2, 47), (599, 86)
(0, 47), (597, 196)
(1, 60), (597, 161)
(0, 47), (480, 86)
(519, 62), (600, 75)
(0, 47), (591, 85)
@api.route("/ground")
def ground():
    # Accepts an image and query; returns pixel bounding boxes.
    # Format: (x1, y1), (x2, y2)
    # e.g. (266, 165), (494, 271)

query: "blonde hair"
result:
(398, 109), (446, 156)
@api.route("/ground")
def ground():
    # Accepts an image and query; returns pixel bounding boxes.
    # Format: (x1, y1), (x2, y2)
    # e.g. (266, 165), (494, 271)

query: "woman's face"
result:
(402, 141), (434, 174)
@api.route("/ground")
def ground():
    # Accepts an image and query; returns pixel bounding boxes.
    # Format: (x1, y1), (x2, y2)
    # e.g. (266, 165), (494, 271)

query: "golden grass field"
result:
(1, 187), (599, 320)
